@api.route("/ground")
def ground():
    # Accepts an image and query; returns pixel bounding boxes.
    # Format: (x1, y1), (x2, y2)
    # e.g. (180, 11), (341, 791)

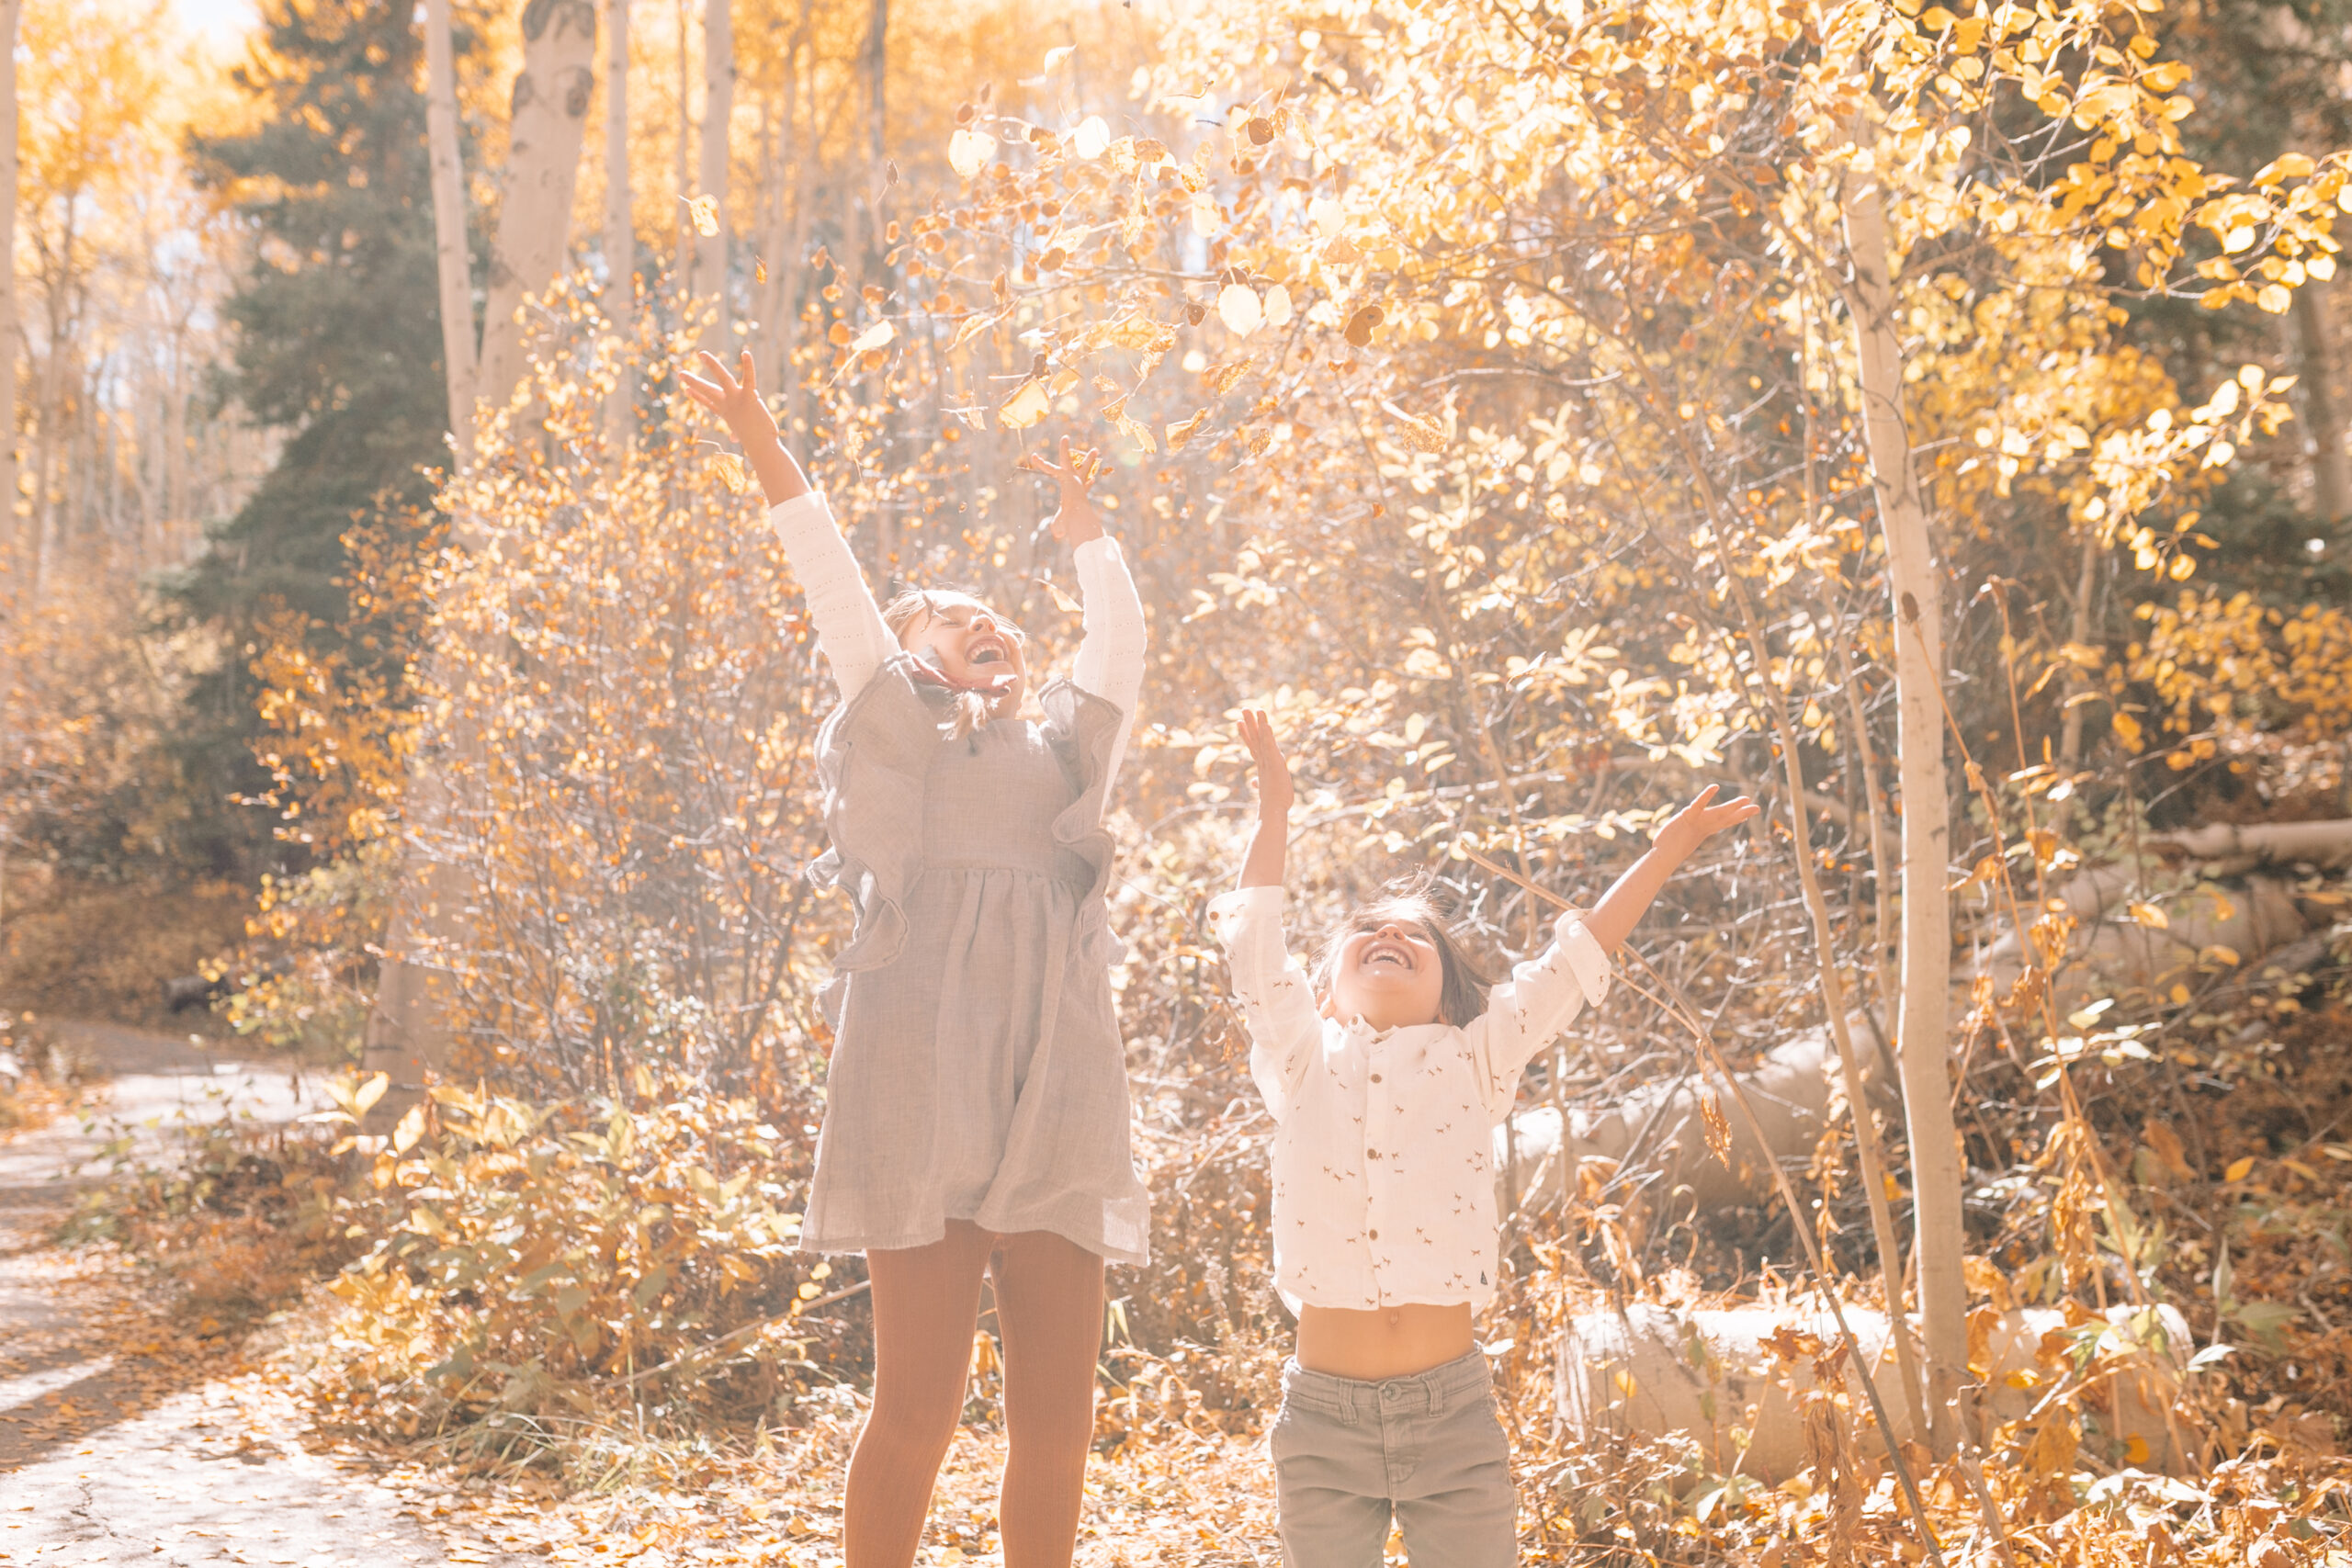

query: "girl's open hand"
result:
(681, 349), (781, 450)
(1238, 708), (1295, 823)
(1019, 437), (1107, 546)
(1651, 784), (1759, 863)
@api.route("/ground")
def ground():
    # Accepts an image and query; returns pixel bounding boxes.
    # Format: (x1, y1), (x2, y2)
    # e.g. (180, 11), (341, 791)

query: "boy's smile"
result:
(1327, 919), (1447, 1032)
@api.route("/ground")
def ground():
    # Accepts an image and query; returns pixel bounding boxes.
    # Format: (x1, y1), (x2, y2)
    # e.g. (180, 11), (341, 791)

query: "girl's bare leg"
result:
(989, 1230), (1106, 1568)
(843, 1222), (996, 1568)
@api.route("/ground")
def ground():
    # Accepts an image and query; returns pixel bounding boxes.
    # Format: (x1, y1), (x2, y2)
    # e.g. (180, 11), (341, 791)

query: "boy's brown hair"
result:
(1309, 884), (1494, 1029)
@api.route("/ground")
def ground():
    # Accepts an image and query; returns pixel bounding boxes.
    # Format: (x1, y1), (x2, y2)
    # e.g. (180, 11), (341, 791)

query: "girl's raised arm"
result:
(1026, 440), (1146, 784)
(683, 349), (892, 700)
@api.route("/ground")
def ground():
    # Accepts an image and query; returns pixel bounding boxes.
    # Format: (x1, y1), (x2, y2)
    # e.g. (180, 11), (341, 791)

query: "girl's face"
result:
(1324, 918), (1448, 1033)
(899, 593), (1028, 711)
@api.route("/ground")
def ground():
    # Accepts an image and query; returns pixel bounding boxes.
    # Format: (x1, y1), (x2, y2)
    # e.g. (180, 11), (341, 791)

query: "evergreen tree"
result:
(167, 0), (471, 873)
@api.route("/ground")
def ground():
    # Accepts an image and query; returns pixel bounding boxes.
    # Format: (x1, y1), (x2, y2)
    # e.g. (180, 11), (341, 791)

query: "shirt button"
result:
(1370, 1073), (1383, 1083)
(1369, 1229), (1379, 1240)
(1368, 1149), (1380, 1159)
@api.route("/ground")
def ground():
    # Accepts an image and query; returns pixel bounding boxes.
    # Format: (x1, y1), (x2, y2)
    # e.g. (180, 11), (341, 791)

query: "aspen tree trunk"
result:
(857, 0), (887, 270)
(763, 10), (808, 383)
(475, 0), (598, 408)
(602, 0), (631, 453)
(365, 0), (599, 1113)
(2291, 282), (2350, 527)
(1838, 156), (1969, 1457)
(695, 0), (730, 344)
(0, 0), (17, 590)
(425, 0), (476, 452)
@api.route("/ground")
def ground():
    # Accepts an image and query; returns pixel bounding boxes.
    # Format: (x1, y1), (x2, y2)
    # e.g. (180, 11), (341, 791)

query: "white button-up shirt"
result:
(1207, 886), (1611, 1312)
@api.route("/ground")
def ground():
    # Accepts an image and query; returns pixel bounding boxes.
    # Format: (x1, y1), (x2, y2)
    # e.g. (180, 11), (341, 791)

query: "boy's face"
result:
(1324, 919), (1447, 1032)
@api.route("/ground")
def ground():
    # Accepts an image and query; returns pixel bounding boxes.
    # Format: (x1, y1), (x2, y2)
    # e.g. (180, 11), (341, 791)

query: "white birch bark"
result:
(475, 0), (598, 411)
(1838, 152), (1969, 1456)
(425, 0), (476, 455)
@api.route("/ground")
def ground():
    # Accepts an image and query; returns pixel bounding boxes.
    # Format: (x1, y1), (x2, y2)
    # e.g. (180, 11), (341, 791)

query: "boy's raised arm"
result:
(1579, 784), (1758, 953)
(1236, 708), (1294, 890)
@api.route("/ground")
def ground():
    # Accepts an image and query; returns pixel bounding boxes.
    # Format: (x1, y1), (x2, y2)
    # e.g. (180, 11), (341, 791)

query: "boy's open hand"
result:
(1651, 784), (1759, 863)
(1019, 437), (1107, 547)
(681, 349), (782, 450)
(1238, 708), (1294, 822)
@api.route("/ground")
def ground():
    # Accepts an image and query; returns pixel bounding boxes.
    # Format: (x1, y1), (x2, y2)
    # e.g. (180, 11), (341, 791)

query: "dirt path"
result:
(0, 1025), (526, 1565)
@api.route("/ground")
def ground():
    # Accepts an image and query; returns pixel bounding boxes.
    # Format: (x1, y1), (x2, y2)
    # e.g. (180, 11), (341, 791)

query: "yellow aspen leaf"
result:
(2224, 1156), (2255, 1182)
(1191, 193), (1222, 236)
(949, 129), (997, 179)
(2256, 284), (2292, 314)
(2111, 710), (2144, 750)
(2201, 944), (2241, 966)
(1216, 284), (1262, 335)
(1166, 408), (1211, 449)
(753, 256), (767, 284)
(849, 321), (896, 354)
(710, 452), (747, 494)
(999, 378), (1051, 429)
(1036, 576), (1081, 614)
(2126, 901), (2168, 929)
(1041, 44), (1074, 71)
(1264, 284), (1295, 327)
(1308, 196), (1344, 237)
(1073, 116), (1111, 159)
(391, 1102), (426, 1156)
(687, 196), (718, 236)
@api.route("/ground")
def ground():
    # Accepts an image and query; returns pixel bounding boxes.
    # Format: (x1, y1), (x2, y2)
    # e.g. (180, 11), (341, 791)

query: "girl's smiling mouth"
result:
(1363, 940), (1414, 971)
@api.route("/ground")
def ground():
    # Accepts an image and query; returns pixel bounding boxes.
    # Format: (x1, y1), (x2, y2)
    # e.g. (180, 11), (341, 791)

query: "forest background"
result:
(2, 0), (2352, 1560)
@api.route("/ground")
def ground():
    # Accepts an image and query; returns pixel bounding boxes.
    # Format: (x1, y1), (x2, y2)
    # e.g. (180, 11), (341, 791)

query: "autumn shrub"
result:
(305, 1074), (862, 1463)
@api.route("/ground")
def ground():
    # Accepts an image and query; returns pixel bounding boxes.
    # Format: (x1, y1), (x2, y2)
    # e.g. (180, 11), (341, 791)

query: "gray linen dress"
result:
(800, 654), (1151, 1265)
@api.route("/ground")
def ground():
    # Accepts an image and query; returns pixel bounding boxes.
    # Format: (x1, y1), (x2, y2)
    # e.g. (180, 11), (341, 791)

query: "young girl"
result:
(684, 349), (1149, 1568)
(1210, 709), (1756, 1567)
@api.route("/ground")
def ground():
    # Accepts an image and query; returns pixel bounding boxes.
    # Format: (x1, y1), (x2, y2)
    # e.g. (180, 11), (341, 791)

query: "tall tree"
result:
(475, 0), (597, 407)
(695, 0), (729, 341)
(0, 0), (18, 587)
(602, 0), (631, 448)
(175, 0), (464, 875)
(425, 0), (476, 454)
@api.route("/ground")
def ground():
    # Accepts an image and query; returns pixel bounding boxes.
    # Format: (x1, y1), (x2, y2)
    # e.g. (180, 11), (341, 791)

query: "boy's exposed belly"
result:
(1295, 1302), (1476, 1381)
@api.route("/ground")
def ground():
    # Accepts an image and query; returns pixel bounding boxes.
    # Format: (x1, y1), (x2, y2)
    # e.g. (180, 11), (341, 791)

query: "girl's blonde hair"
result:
(881, 588), (1026, 740)
(1309, 885), (1494, 1029)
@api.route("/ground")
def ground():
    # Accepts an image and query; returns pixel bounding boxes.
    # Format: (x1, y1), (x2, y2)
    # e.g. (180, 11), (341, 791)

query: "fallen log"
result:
(1556, 1301), (2192, 1479)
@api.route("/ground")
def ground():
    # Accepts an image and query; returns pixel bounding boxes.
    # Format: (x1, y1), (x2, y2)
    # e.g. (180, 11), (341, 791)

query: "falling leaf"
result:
(1036, 576), (1081, 613)
(687, 196), (719, 237)
(1344, 305), (1384, 348)
(1000, 378), (1051, 429)
(710, 452), (747, 494)
(2224, 1156), (2256, 1182)
(1042, 44), (1075, 71)
(1073, 116), (1111, 160)
(1216, 284), (1261, 335)
(1166, 408), (1210, 449)
(949, 129), (997, 179)
(2126, 901), (2169, 929)
(1381, 400), (1444, 452)
(1308, 196), (1343, 237)
(753, 256), (768, 284)
(1264, 285), (1294, 328)
(849, 321), (895, 354)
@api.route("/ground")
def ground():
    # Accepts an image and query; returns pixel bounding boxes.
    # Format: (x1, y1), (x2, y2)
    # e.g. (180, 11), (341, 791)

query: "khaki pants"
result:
(1269, 1349), (1517, 1568)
